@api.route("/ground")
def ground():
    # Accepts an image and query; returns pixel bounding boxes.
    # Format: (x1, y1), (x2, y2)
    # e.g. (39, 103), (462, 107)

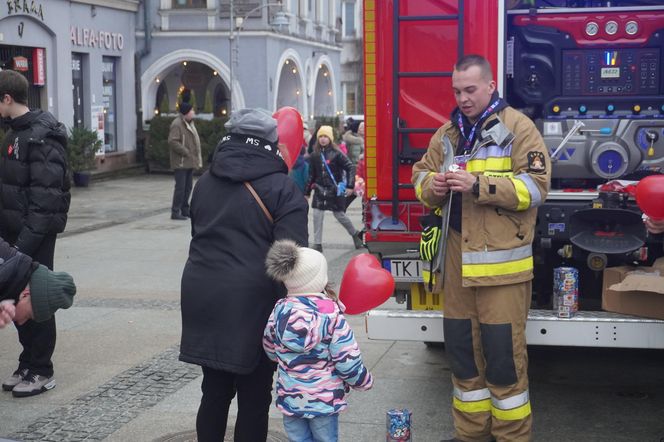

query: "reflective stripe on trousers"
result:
(452, 387), (531, 421)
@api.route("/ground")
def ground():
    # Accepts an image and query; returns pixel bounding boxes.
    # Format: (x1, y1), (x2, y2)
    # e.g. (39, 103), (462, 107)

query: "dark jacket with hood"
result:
(0, 110), (71, 256)
(179, 133), (309, 374)
(306, 147), (355, 212)
(0, 237), (36, 303)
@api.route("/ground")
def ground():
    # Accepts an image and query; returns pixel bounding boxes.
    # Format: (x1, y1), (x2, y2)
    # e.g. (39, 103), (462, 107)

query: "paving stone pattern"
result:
(76, 298), (181, 311)
(9, 347), (199, 442)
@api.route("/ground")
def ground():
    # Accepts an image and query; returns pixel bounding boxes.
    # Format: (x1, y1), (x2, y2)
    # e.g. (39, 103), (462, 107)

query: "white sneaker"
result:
(1, 368), (28, 391)
(12, 372), (56, 398)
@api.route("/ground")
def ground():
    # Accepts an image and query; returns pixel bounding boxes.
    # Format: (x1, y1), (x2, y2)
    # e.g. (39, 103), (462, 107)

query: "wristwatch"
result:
(472, 176), (480, 196)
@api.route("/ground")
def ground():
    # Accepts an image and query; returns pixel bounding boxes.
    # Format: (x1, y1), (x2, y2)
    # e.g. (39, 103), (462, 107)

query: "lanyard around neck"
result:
(457, 99), (501, 154)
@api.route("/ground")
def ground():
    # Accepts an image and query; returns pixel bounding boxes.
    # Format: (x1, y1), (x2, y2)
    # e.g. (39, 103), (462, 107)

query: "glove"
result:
(337, 182), (347, 196)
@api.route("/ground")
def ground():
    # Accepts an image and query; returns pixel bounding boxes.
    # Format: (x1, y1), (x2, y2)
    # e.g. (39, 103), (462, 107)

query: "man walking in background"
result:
(0, 69), (71, 397)
(168, 101), (202, 221)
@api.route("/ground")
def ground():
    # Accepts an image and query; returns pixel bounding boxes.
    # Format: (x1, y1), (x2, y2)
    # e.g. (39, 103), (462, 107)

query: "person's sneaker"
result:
(171, 213), (187, 220)
(12, 372), (56, 398)
(2, 368), (28, 391)
(352, 231), (364, 249)
(311, 244), (323, 253)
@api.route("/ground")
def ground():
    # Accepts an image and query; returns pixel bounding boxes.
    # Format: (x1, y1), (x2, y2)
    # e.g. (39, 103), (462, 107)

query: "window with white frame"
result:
(344, 82), (358, 114)
(308, 0), (317, 20)
(317, 0), (323, 23)
(172, 0), (206, 8)
(290, 0), (299, 15)
(343, 0), (356, 38)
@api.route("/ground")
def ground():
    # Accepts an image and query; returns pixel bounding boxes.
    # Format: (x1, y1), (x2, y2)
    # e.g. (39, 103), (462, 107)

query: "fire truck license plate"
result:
(385, 259), (423, 282)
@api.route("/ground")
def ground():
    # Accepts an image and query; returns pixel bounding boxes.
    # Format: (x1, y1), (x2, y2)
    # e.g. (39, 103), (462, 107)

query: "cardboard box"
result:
(602, 257), (664, 320)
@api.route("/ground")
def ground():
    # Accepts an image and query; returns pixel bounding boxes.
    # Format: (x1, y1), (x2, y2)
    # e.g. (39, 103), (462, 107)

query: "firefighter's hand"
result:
(645, 217), (664, 234)
(445, 169), (475, 193)
(431, 173), (450, 197)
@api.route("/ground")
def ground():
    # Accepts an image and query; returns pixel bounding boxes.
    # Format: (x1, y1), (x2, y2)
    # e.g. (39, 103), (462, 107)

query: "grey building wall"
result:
(0, 0), (138, 164)
(138, 0), (342, 122)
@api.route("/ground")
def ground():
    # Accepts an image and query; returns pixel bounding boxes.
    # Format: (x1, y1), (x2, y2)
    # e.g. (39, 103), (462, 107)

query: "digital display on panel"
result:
(601, 67), (620, 78)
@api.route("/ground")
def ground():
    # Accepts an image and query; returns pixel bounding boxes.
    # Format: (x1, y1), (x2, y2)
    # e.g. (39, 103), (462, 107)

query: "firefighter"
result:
(412, 54), (551, 442)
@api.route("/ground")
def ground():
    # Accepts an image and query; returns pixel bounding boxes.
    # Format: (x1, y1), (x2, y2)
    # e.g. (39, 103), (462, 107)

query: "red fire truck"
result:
(361, 0), (664, 348)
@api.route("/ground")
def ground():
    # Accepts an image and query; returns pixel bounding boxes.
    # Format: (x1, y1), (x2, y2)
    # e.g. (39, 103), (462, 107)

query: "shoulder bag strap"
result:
(244, 181), (273, 224)
(321, 152), (338, 186)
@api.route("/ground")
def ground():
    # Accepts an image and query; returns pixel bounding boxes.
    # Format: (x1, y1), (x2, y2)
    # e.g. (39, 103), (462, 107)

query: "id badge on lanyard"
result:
(453, 154), (470, 170)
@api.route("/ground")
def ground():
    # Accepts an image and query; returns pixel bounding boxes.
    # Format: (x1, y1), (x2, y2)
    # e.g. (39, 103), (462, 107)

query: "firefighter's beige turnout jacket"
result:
(412, 106), (551, 288)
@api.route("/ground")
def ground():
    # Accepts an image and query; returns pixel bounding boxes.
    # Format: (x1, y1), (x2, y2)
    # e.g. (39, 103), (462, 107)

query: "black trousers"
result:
(196, 354), (276, 442)
(172, 168), (194, 216)
(16, 234), (57, 377)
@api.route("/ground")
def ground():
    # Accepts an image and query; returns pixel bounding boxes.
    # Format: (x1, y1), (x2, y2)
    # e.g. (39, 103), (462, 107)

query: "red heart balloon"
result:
(339, 253), (395, 315)
(273, 106), (304, 170)
(636, 175), (664, 220)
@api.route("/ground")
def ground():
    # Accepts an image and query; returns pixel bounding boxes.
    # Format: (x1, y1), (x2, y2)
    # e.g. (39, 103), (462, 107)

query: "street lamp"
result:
(229, 0), (289, 113)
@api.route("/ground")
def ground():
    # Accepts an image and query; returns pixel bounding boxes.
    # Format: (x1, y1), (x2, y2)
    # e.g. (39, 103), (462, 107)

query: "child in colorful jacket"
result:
(263, 239), (373, 442)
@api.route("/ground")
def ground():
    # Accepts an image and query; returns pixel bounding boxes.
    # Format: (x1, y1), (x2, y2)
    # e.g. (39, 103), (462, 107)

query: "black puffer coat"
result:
(0, 237), (36, 303)
(0, 110), (70, 256)
(179, 133), (309, 374)
(306, 147), (355, 212)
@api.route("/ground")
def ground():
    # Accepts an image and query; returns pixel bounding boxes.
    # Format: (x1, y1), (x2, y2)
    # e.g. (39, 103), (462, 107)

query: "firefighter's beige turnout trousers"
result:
(443, 230), (532, 442)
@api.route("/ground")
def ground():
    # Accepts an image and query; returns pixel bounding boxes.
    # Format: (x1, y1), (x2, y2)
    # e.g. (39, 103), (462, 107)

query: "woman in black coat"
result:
(179, 108), (308, 442)
(305, 125), (363, 252)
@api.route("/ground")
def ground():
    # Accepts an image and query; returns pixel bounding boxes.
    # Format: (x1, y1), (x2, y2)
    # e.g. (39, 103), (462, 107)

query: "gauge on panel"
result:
(605, 21), (618, 35)
(585, 22), (599, 36)
(625, 20), (638, 35)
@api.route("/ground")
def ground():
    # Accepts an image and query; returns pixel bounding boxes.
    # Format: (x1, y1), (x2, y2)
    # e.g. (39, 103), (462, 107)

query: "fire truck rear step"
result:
(366, 309), (664, 349)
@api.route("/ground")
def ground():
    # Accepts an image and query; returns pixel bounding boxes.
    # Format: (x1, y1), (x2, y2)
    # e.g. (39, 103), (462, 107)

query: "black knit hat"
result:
(179, 102), (193, 115)
(29, 265), (76, 322)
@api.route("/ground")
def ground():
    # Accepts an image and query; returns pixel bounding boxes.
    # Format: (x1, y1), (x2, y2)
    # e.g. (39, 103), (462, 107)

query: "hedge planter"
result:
(73, 171), (91, 187)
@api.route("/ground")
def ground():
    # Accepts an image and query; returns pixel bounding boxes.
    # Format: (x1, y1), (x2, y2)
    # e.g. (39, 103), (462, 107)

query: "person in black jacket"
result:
(0, 238), (76, 334)
(0, 70), (71, 397)
(179, 108), (309, 442)
(305, 125), (363, 252)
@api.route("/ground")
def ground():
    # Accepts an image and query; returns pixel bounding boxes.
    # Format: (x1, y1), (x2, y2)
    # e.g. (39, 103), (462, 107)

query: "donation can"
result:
(553, 266), (579, 318)
(386, 409), (412, 441)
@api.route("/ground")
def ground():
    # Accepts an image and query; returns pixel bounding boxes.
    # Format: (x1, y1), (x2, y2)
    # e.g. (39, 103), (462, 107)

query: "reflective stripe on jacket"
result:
(412, 107), (551, 287)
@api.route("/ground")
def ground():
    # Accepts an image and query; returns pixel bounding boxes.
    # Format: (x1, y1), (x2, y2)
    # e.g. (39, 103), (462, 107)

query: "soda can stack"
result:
(553, 267), (579, 318)
(386, 409), (412, 441)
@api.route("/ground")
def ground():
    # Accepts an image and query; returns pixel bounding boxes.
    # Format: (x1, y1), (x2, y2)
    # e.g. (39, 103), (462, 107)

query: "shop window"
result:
(71, 53), (85, 128)
(172, 0), (206, 8)
(0, 44), (43, 109)
(102, 57), (118, 152)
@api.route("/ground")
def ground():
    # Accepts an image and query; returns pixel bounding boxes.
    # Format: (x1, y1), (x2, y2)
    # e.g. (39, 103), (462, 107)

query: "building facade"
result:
(1, 0), (351, 173)
(139, 0), (343, 123)
(0, 0), (139, 171)
(337, 0), (363, 116)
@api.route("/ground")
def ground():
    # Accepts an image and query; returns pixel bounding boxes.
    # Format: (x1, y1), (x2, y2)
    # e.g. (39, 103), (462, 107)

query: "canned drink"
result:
(553, 267), (579, 318)
(386, 409), (412, 441)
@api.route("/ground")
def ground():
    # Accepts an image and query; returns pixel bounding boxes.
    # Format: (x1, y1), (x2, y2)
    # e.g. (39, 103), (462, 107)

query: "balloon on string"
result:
(273, 106), (304, 170)
(636, 175), (664, 220)
(339, 253), (395, 315)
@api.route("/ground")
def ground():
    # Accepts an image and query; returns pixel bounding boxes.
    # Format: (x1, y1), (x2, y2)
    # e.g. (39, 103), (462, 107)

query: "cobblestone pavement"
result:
(2, 176), (664, 442)
(9, 347), (199, 441)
